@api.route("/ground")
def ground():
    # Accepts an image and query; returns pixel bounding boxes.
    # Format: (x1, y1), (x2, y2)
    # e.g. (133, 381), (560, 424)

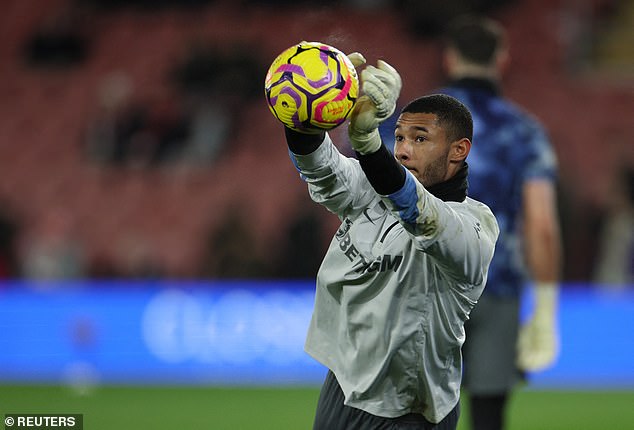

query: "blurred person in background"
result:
(21, 207), (86, 281)
(273, 198), (327, 279)
(282, 53), (499, 428)
(23, 4), (89, 69)
(593, 164), (634, 287)
(83, 72), (145, 165)
(438, 15), (562, 430)
(0, 199), (21, 279)
(84, 72), (193, 167)
(199, 203), (268, 279)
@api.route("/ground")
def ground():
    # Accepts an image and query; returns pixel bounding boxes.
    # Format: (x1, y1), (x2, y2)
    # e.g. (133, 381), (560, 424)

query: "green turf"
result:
(0, 384), (632, 429)
(459, 389), (634, 430)
(0, 384), (318, 430)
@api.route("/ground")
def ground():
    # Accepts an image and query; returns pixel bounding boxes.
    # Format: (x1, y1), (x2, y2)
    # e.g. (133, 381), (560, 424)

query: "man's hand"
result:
(348, 59), (402, 155)
(517, 282), (559, 372)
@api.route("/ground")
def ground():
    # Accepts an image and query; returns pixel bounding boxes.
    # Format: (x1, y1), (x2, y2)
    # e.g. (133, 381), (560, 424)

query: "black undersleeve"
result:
(284, 127), (325, 155)
(357, 145), (406, 195)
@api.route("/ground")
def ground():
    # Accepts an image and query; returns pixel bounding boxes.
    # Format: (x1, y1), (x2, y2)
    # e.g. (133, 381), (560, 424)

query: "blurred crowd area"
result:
(0, 0), (632, 285)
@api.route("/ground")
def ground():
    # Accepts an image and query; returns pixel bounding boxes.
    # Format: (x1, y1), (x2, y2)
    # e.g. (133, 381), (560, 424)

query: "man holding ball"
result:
(275, 53), (499, 429)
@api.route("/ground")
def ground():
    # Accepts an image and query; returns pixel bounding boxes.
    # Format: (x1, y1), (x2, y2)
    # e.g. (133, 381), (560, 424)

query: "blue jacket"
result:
(440, 78), (557, 297)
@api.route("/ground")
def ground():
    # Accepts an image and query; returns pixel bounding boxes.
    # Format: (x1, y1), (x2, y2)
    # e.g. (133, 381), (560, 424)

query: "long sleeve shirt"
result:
(289, 134), (499, 423)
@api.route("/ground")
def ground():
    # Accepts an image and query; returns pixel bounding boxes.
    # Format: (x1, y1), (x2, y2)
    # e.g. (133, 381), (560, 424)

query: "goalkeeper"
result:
(282, 54), (499, 429)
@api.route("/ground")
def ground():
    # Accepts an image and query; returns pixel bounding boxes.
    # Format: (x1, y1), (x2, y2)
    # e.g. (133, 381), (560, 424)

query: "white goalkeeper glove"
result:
(517, 282), (560, 372)
(347, 57), (402, 155)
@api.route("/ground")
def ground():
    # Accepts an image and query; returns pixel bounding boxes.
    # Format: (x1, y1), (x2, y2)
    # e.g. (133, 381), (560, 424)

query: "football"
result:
(264, 41), (359, 132)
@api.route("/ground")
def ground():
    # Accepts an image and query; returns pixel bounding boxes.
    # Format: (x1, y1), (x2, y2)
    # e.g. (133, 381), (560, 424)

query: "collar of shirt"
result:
(447, 77), (501, 96)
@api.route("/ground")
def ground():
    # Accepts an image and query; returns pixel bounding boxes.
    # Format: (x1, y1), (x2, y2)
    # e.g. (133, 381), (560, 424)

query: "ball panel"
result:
(266, 81), (310, 130)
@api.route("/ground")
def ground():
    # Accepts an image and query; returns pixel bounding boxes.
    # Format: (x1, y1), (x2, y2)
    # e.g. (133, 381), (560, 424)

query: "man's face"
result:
(394, 112), (452, 188)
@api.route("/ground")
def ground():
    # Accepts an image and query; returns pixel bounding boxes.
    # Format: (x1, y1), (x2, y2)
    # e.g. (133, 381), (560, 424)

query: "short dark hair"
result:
(444, 15), (505, 66)
(400, 94), (473, 143)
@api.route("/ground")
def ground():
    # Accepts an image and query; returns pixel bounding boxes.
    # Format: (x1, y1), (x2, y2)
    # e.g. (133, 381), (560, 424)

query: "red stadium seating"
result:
(1, 0), (632, 279)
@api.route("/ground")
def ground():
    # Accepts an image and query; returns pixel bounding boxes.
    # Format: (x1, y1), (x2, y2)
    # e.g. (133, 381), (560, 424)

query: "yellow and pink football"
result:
(264, 41), (359, 132)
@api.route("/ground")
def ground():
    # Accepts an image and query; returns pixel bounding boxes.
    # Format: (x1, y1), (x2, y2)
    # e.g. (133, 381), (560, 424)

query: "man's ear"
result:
(450, 138), (471, 162)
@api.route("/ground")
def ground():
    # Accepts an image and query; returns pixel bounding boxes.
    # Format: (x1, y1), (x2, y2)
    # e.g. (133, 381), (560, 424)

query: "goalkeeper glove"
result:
(348, 59), (402, 155)
(517, 282), (560, 372)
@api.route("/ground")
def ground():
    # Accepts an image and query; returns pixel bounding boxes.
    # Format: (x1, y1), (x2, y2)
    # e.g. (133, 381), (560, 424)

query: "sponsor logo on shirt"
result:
(355, 254), (403, 274)
(335, 218), (403, 274)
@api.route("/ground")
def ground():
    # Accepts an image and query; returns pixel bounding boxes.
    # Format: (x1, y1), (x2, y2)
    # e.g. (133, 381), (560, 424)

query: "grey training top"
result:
(290, 135), (499, 423)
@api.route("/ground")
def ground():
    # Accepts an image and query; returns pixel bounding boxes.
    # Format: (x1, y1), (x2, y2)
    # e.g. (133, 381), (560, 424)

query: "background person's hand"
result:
(517, 283), (560, 371)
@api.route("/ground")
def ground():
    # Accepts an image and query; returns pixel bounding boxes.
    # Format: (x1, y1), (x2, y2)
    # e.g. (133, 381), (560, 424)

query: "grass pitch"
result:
(0, 384), (632, 429)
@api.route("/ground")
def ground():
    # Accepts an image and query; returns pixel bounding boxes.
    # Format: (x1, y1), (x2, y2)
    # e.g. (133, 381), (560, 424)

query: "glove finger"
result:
(516, 333), (558, 371)
(361, 71), (393, 116)
(349, 95), (375, 119)
(377, 60), (402, 90)
(349, 95), (379, 134)
(517, 348), (545, 371)
(516, 353), (531, 371)
(518, 353), (540, 371)
(519, 350), (553, 372)
(361, 72), (390, 103)
(363, 65), (399, 94)
(346, 52), (366, 68)
(363, 82), (392, 117)
(360, 72), (385, 102)
(515, 326), (533, 368)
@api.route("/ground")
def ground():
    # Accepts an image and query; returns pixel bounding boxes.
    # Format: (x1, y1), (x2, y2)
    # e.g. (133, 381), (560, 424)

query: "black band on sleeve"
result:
(284, 127), (325, 155)
(357, 145), (406, 195)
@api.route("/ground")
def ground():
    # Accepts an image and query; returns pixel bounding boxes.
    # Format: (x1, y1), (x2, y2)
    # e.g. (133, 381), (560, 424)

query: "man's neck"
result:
(448, 62), (499, 81)
(427, 163), (469, 203)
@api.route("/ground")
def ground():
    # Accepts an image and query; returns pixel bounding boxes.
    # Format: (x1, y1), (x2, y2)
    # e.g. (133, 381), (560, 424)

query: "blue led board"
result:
(0, 281), (632, 388)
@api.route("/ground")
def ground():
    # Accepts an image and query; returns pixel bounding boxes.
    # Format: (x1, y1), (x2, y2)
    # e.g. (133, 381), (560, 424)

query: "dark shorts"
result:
(462, 294), (523, 395)
(313, 371), (460, 430)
